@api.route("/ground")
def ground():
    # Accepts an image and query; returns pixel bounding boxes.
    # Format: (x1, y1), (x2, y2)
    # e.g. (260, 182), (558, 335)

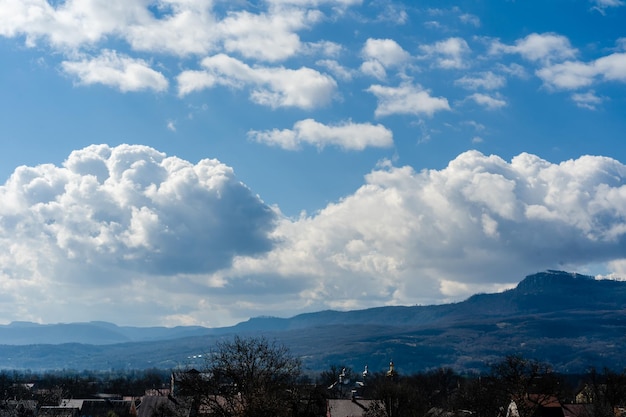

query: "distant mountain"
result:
(0, 270), (625, 374)
(0, 321), (212, 345)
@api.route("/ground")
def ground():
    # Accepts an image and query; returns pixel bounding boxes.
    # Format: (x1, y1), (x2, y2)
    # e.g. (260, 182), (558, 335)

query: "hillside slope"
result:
(0, 270), (624, 374)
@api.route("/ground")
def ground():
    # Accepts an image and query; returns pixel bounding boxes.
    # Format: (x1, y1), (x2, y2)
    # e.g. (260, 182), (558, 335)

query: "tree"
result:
(489, 355), (564, 417)
(319, 365), (355, 399)
(180, 336), (302, 417)
(363, 365), (432, 417)
(584, 368), (626, 417)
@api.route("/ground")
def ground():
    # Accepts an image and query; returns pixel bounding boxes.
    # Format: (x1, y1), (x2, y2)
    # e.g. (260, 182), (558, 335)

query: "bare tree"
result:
(585, 368), (626, 417)
(179, 336), (302, 417)
(490, 355), (564, 417)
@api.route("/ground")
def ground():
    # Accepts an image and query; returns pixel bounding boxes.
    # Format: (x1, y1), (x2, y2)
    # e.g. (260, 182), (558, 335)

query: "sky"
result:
(0, 0), (625, 328)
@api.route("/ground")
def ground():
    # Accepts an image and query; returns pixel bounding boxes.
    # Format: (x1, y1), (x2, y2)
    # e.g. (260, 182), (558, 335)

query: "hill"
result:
(0, 270), (625, 374)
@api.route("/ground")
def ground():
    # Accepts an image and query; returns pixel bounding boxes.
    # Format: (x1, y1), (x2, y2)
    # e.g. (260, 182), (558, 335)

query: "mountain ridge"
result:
(1, 270), (625, 374)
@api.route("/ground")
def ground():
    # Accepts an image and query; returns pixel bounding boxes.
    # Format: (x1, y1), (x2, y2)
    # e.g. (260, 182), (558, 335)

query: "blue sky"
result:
(0, 0), (625, 327)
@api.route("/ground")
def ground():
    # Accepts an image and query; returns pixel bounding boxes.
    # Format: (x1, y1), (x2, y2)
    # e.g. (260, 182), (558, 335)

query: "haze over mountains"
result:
(1, 270), (625, 374)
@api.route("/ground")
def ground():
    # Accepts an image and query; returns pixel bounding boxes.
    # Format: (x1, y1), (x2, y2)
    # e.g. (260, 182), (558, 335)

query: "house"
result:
(326, 398), (374, 417)
(135, 395), (192, 417)
(561, 403), (594, 417)
(79, 399), (137, 417)
(424, 407), (474, 417)
(40, 399), (137, 417)
(505, 395), (565, 417)
(0, 400), (37, 417)
(37, 406), (80, 417)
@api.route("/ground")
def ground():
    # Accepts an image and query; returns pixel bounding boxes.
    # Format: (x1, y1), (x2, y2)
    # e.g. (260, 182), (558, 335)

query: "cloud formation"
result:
(224, 151), (626, 316)
(420, 37), (471, 69)
(248, 119), (393, 150)
(367, 82), (451, 117)
(0, 143), (276, 278)
(360, 38), (410, 79)
(491, 32), (577, 63)
(3, 146), (626, 326)
(468, 93), (507, 110)
(1, 1), (625, 327)
(62, 50), (169, 92)
(536, 52), (626, 90)
(177, 54), (337, 109)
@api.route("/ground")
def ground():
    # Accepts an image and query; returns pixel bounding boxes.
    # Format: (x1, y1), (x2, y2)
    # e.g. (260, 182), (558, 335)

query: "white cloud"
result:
(266, 0), (362, 7)
(248, 118), (393, 150)
(0, 0), (218, 54)
(304, 41), (343, 58)
(496, 62), (529, 79)
(362, 38), (410, 68)
(0, 144), (279, 325)
(571, 90), (605, 110)
(590, 0), (625, 13)
(4, 147), (626, 325)
(360, 38), (410, 79)
(0, 0), (360, 99)
(367, 82), (451, 117)
(468, 93), (507, 110)
(316, 59), (353, 80)
(177, 54), (337, 109)
(360, 59), (388, 80)
(0, 0), (139, 48)
(459, 13), (480, 27)
(374, 2), (408, 24)
(61, 50), (169, 92)
(125, 1), (218, 56)
(536, 52), (626, 90)
(593, 0), (625, 5)
(217, 8), (319, 62)
(420, 37), (471, 69)
(1, 144), (276, 271)
(0, 0), (362, 60)
(224, 151), (626, 315)
(491, 32), (577, 63)
(455, 71), (506, 90)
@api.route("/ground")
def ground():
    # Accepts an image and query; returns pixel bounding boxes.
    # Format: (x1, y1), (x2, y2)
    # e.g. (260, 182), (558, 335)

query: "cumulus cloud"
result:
(0, 0), (349, 60)
(266, 0), (362, 7)
(217, 8), (319, 62)
(61, 50), (169, 92)
(223, 151), (626, 316)
(248, 118), (393, 150)
(0, 0), (217, 54)
(467, 93), (507, 110)
(0, 0), (358, 99)
(177, 54), (337, 109)
(536, 52), (626, 90)
(590, 0), (625, 13)
(367, 82), (451, 117)
(0, 144), (276, 276)
(491, 32), (577, 63)
(360, 38), (410, 79)
(420, 37), (471, 69)
(455, 71), (506, 90)
(0, 144), (281, 325)
(316, 59), (354, 81)
(4, 147), (626, 325)
(459, 13), (480, 27)
(571, 90), (605, 110)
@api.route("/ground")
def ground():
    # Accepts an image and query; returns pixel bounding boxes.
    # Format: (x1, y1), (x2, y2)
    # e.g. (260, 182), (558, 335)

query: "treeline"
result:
(174, 336), (626, 417)
(1, 337), (626, 417)
(327, 358), (626, 417)
(0, 368), (170, 404)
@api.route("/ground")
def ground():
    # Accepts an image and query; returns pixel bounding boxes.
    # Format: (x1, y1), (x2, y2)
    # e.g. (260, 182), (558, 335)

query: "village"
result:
(1, 337), (626, 417)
